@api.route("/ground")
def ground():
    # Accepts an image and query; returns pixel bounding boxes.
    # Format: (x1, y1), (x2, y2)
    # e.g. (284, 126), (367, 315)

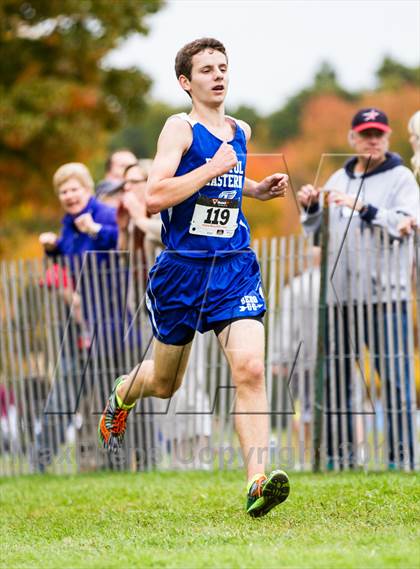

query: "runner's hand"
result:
(209, 141), (238, 177)
(255, 173), (288, 201)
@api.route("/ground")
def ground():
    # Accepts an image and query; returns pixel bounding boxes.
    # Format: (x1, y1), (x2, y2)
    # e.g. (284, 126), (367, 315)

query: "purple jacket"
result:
(51, 196), (118, 260)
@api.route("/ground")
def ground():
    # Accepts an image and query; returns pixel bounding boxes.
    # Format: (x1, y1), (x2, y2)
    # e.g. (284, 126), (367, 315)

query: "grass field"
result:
(1, 470), (419, 569)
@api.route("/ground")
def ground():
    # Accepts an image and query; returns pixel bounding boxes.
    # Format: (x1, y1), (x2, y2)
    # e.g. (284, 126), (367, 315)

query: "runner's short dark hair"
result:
(175, 38), (227, 80)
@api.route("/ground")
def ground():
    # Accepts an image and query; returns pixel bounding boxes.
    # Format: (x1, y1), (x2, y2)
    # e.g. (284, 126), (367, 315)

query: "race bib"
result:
(189, 196), (239, 238)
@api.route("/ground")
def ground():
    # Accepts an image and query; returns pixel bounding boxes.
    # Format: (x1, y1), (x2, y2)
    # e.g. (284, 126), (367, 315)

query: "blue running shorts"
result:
(145, 249), (266, 345)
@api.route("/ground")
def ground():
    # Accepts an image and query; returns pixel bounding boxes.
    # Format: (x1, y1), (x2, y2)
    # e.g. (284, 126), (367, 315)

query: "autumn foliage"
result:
(0, 0), (162, 259)
(0, 3), (418, 262)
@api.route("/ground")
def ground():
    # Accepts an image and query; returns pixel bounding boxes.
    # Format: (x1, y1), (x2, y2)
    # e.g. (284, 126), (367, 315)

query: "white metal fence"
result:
(0, 228), (418, 475)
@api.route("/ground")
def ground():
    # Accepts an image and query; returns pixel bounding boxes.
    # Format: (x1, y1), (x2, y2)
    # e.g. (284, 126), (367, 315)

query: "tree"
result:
(227, 104), (261, 133)
(312, 62), (352, 99)
(0, 0), (163, 251)
(265, 88), (312, 147)
(376, 56), (420, 90)
(109, 101), (187, 160)
(265, 61), (354, 148)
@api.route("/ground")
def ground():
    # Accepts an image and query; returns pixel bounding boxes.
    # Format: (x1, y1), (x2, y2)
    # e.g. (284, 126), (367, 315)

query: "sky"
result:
(107, 0), (420, 114)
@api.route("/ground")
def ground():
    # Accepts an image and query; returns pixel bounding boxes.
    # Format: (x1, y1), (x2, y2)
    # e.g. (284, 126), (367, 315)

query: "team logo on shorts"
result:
(239, 295), (264, 312)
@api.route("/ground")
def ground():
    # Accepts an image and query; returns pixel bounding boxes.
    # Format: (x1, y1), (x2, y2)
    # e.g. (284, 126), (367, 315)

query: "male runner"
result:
(99, 38), (290, 517)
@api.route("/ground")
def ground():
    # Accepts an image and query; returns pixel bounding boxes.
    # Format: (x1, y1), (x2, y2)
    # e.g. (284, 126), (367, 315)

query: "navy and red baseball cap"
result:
(351, 108), (391, 133)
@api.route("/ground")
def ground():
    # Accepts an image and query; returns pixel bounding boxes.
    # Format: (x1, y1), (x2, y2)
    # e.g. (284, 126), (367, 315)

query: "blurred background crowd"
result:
(0, 1), (419, 258)
(0, 1), (418, 473)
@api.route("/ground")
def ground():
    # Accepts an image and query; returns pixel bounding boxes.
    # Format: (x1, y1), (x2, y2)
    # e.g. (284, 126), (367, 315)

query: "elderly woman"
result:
(38, 162), (118, 337)
(36, 162), (119, 459)
(38, 163), (127, 415)
(398, 111), (420, 236)
(39, 162), (118, 258)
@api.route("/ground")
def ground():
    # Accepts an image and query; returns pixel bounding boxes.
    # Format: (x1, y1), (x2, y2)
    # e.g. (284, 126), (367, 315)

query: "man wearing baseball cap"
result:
(297, 108), (419, 471)
(351, 107), (391, 133)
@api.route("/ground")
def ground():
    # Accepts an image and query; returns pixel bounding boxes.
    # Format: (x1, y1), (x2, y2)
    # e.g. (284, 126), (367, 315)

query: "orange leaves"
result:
(68, 86), (99, 112)
(244, 152), (301, 238)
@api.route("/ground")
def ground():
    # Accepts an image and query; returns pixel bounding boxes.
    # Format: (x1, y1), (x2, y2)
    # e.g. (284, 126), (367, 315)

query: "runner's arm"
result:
(243, 178), (259, 197)
(243, 175), (288, 200)
(146, 118), (237, 214)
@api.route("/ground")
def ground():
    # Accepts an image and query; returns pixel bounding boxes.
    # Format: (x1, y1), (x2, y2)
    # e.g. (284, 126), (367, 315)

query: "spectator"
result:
(38, 161), (119, 381)
(36, 162), (151, 471)
(39, 162), (122, 449)
(96, 149), (137, 206)
(39, 162), (118, 261)
(408, 110), (420, 180)
(38, 160), (118, 365)
(0, 385), (18, 454)
(277, 247), (320, 454)
(297, 108), (419, 470)
(398, 110), (420, 236)
(117, 160), (162, 269)
(40, 262), (92, 347)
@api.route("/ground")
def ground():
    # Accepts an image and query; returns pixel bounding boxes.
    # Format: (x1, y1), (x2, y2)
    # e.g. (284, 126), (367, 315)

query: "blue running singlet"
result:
(160, 113), (251, 258)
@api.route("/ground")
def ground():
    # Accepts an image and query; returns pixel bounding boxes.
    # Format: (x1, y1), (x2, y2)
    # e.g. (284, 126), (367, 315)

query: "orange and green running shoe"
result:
(98, 376), (135, 453)
(246, 470), (290, 517)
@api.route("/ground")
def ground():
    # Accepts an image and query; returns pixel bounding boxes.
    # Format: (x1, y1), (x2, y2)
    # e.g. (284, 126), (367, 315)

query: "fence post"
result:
(313, 199), (329, 472)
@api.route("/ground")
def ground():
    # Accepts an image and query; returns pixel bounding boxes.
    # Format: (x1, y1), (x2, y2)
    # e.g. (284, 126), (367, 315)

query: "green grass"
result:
(0, 471), (419, 569)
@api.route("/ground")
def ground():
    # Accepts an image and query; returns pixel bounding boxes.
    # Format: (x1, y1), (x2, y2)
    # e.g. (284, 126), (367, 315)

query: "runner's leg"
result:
(98, 338), (193, 451)
(117, 338), (194, 404)
(217, 319), (268, 480)
(217, 318), (290, 516)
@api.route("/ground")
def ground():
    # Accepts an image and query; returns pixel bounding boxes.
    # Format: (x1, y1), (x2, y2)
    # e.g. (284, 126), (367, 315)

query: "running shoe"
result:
(98, 376), (135, 453)
(246, 469), (290, 517)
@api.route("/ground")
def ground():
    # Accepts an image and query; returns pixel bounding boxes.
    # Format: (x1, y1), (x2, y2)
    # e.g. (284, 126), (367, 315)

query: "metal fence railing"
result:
(0, 228), (418, 475)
